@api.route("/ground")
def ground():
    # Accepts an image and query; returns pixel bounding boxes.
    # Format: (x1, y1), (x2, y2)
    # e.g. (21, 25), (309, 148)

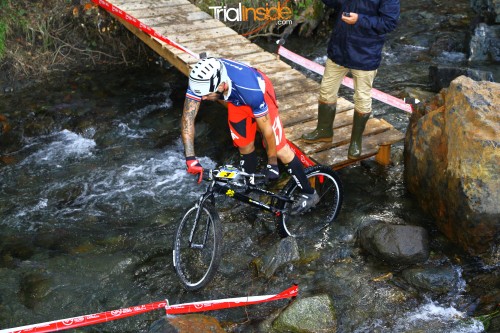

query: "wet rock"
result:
(0, 114), (10, 135)
(19, 271), (52, 310)
(23, 114), (56, 137)
(0, 236), (35, 268)
(51, 184), (84, 208)
(252, 236), (299, 278)
(272, 294), (337, 333)
(471, 0), (500, 23)
(404, 76), (500, 264)
(428, 65), (494, 92)
(402, 266), (459, 294)
(429, 32), (467, 57)
(167, 314), (225, 333)
(148, 314), (225, 333)
(359, 222), (429, 265)
(148, 316), (178, 333)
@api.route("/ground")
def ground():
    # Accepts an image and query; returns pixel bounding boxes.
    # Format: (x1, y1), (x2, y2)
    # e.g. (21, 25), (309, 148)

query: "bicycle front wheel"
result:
(173, 202), (222, 291)
(276, 165), (343, 238)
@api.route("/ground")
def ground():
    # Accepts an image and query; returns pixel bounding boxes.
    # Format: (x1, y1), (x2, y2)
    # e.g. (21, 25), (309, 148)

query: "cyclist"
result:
(181, 57), (318, 215)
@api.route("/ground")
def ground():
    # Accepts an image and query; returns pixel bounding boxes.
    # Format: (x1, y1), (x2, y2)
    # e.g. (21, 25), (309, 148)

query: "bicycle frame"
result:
(204, 177), (292, 217)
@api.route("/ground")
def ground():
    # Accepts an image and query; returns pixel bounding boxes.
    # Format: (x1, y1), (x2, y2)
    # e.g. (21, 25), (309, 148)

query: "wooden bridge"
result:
(100, 0), (404, 169)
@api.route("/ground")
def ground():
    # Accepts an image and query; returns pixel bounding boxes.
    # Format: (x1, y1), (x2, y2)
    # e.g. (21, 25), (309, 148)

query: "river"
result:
(0, 0), (497, 331)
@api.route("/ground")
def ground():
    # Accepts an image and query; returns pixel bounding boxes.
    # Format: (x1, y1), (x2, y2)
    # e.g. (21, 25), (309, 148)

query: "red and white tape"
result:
(91, 0), (199, 59)
(278, 45), (413, 113)
(0, 285), (298, 333)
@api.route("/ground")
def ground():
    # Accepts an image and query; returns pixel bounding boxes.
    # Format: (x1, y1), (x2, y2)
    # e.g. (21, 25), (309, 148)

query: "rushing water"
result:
(1, 0), (498, 331)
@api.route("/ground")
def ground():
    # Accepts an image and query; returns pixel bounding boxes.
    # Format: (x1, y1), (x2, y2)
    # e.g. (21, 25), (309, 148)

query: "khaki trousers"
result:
(319, 58), (377, 114)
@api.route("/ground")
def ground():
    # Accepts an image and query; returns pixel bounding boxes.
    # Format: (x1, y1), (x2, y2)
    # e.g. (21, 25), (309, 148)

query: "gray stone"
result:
(402, 266), (459, 293)
(253, 236), (300, 278)
(272, 294), (337, 333)
(359, 222), (429, 265)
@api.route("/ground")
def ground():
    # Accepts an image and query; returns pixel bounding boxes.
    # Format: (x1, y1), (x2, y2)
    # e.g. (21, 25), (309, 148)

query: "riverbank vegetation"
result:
(0, 0), (154, 90)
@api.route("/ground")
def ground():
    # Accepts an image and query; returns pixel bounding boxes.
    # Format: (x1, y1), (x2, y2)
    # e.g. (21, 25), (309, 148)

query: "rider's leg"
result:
(228, 103), (259, 172)
(302, 59), (347, 143)
(277, 145), (314, 194)
(238, 143), (258, 173)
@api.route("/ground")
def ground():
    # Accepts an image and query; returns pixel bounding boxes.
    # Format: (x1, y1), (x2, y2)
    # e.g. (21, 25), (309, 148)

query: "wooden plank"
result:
(159, 27), (239, 44)
(127, 5), (210, 21)
(375, 145), (392, 165)
(141, 17), (225, 31)
(253, 61), (292, 75)
(127, 4), (206, 22)
(274, 79), (320, 98)
(114, 17), (193, 75)
(109, 0), (189, 11)
(235, 52), (281, 66)
(278, 94), (318, 114)
(151, 16), (226, 36)
(267, 69), (308, 85)
(280, 97), (354, 125)
(206, 45), (265, 60)
(310, 128), (405, 168)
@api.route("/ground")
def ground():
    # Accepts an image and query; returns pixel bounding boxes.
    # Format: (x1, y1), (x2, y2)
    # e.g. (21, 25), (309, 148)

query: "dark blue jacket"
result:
(322, 0), (400, 70)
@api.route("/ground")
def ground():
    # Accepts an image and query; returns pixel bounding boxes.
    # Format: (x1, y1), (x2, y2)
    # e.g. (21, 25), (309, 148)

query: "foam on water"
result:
(22, 129), (96, 165)
(393, 300), (485, 332)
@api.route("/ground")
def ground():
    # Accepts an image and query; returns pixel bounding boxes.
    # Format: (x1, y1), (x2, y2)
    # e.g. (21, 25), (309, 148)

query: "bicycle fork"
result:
(188, 192), (215, 250)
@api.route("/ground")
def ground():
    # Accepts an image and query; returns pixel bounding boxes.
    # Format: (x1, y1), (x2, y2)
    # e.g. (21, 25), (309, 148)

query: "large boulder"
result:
(404, 76), (500, 264)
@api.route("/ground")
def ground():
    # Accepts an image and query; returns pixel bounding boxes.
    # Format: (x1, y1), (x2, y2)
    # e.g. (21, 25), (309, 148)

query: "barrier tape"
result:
(91, 0), (199, 59)
(287, 139), (316, 167)
(0, 285), (298, 333)
(277, 45), (414, 113)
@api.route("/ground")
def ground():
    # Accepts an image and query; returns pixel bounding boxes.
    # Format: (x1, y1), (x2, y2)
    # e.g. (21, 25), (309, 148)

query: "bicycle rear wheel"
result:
(173, 202), (222, 291)
(276, 165), (343, 238)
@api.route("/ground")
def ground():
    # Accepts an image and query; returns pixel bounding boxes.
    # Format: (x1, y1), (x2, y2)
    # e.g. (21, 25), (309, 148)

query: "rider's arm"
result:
(181, 98), (201, 157)
(255, 114), (278, 166)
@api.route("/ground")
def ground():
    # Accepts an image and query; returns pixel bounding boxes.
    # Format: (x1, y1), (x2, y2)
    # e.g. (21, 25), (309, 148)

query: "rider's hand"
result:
(264, 164), (279, 182)
(186, 156), (203, 184)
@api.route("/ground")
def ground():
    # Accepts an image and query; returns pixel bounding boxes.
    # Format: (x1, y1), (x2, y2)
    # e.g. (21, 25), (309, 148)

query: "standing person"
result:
(182, 57), (318, 215)
(302, 0), (400, 159)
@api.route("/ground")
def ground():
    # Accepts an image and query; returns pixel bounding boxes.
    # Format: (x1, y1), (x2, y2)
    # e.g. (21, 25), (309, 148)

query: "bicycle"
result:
(173, 164), (343, 291)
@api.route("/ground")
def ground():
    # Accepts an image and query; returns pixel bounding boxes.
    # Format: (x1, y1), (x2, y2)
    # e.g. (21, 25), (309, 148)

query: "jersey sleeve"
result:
(251, 98), (269, 118)
(186, 87), (202, 102)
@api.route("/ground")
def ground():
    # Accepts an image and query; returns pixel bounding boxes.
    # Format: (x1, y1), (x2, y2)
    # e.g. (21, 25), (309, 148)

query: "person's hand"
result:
(264, 164), (279, 182)
(185, 156), (203, 184)
(341, 12), (358, 24)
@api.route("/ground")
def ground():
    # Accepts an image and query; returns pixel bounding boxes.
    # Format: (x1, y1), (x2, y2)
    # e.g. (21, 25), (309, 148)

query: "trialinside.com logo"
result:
(209, 1), (293, 25)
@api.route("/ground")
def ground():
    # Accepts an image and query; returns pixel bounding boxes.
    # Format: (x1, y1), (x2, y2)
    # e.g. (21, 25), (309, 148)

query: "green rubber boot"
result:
(301, 103), (337, 143)
(348, 110), (371, 159)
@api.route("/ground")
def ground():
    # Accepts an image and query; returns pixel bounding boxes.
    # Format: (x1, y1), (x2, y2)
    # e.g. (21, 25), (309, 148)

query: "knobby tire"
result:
(276, 165), (343, 238)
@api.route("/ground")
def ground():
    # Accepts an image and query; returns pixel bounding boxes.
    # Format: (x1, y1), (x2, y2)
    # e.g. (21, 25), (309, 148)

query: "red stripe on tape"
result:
(0, 286), (298, 333)
(278, 46), (413, 113)
(166, 284), (298, 315)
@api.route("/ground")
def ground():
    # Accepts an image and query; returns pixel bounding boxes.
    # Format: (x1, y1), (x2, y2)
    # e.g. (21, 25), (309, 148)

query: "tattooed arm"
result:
(181, 98), (201, 157)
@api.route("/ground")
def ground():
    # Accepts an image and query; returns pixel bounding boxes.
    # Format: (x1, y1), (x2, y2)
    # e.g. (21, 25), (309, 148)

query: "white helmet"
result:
(189, 58), (229, 96)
